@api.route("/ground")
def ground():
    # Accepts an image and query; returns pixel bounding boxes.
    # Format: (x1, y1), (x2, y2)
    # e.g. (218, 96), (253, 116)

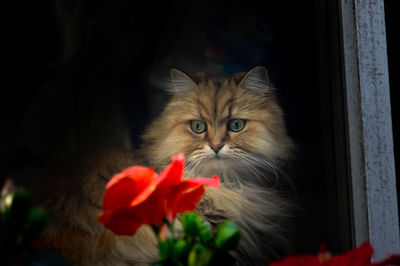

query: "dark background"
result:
(385, 0), (399, 221)
(3, 0), (396, 258)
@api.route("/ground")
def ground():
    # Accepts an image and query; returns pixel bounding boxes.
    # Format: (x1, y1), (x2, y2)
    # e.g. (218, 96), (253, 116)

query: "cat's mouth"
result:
(186, 153), (231, 168)
(208, 151), (231, 161)
(211, 153), (223, 160)
(185, 146), (234, 174)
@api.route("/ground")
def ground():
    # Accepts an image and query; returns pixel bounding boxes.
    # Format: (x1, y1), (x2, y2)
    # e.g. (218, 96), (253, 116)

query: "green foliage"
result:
(0, 182), (71, 265)
(213, 222), (241, 250)
(181, 212), (212, 244)
(187, 243), (211, 266)
(172, 239), (190, 262)
(1, 189), (50, 248)
(159, 237), (174, 261)
(154, 212), (241, 266)
(1, 181), (239, 266)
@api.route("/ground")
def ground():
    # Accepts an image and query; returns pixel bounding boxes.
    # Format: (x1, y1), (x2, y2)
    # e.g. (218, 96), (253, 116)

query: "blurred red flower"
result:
(270, 242), (400, 266)
(98, 153), (220, 236)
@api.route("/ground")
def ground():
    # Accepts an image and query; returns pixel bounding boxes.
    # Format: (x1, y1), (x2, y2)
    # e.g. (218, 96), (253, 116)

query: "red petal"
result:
(157, 153), (185, 188)
(330, 242), (373, 266)
(182, 175), (220, 188)
(166, 175), (220, 202)
(106, 166), (154, 190)
(173, 185), (205, 214)
(166, 183), (205, 221)
(103, 166), (156, 211)
(99, 154), (217, 236)
(98, 207), (144, 235)
(129, 172), (166, 207)
(270, 242), (376, 266)
(98, 210), (110, 224)
(163, 175), (219, 220)
(103, 176), (136, 211)
(131, 191), (167, 226)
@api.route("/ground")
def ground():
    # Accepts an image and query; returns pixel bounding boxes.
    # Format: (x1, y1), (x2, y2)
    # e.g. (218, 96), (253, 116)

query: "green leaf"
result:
(181, 212), (212, 244)
(172, 239), (190, 260)
(198, 222), (212, 244)
(181, 212), (202, 237)
(159, 237), (174, 261)
(213, 222), (241, 250)
(24, 207), (50, 238)
(187, 243), (211, 266)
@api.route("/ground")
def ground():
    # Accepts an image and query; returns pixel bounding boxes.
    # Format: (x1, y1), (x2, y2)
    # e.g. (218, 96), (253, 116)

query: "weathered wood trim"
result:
(339, 0), (399, 261)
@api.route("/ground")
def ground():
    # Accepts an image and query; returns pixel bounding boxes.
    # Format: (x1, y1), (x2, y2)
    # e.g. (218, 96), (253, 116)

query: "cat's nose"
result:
(210, 144), (225, 154)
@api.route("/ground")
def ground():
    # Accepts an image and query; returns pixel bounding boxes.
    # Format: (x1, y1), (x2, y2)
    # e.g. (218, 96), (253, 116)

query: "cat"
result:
(36, 66), (295, 266)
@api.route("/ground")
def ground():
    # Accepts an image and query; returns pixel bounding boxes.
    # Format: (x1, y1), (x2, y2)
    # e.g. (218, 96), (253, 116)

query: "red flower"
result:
(270, 242), (400, 266)
(98, 154), (220, 236)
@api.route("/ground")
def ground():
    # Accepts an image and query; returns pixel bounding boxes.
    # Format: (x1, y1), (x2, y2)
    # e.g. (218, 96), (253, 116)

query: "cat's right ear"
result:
(169, 68), (197, 94)
(238, 66), (272, 95)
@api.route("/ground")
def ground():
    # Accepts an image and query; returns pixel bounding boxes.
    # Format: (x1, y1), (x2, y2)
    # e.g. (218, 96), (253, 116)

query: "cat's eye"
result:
(228, 119), (246, 132)
(190, 120), (207, 134)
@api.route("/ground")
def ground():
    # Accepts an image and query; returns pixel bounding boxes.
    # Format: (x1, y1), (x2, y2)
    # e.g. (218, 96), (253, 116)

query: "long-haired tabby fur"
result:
(37, 66), (295, 265)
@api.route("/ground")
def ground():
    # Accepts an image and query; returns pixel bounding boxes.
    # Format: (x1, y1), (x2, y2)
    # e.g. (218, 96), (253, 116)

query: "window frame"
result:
(339, 0), (399, 260)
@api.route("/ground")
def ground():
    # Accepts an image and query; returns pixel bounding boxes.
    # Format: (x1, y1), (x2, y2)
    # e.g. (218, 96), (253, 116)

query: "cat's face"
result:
(143, 67), (293, 184)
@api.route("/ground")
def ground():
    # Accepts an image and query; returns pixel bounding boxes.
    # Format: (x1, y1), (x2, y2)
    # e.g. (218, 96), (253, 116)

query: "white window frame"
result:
(339, 0), (399, 261)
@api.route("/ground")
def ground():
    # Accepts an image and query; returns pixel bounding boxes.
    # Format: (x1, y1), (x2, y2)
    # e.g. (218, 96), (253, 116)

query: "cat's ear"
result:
(169, 68), (197, 94)
(238, 66), (271, 94)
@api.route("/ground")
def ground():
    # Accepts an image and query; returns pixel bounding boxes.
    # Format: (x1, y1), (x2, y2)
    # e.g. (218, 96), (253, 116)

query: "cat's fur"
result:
(37, 66), (294, 265)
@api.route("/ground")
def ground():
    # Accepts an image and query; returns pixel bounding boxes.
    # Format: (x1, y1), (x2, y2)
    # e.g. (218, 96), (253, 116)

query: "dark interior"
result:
(0, 0), (356, 258)
(385, 0), (399, 224)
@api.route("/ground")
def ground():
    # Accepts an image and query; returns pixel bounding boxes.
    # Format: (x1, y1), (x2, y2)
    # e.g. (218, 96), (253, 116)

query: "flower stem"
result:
(163, 218), (175, 240)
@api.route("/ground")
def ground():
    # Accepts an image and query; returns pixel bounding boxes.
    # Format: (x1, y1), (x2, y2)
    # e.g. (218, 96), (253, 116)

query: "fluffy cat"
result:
(37, 66), (294, 265)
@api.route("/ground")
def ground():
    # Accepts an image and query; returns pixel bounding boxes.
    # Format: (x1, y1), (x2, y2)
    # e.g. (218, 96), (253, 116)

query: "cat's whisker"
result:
(231, 154), (260, 177)
(185, 152), (209, 176)
(228, 149), (291, 189)
(236, 157), (263, 182)
(242, 157), (265, 177)
(248, 153), (295, 190)
(248, 154), (280, 186)
(230, 150), (262, 173)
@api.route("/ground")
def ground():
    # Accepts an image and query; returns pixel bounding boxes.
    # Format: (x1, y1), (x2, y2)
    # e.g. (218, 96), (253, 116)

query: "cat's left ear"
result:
(238, 66), (271, 94)
(169, 68), (197, 94)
